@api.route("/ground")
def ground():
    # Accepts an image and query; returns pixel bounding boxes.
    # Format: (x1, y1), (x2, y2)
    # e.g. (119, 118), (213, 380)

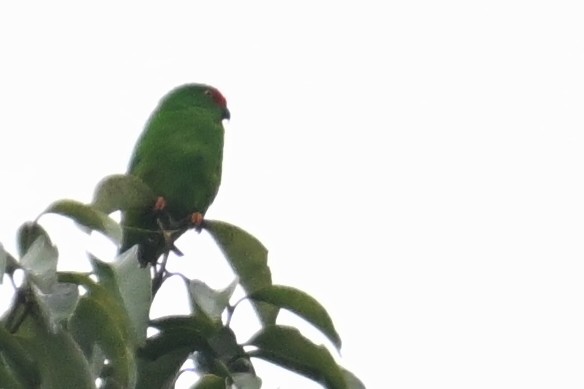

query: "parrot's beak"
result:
(222, 107), (231, 121)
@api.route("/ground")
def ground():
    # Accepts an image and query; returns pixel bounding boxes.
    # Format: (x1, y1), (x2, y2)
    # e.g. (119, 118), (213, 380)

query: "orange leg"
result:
(190, 212), (204, 228)
(154, 196), (167, 212)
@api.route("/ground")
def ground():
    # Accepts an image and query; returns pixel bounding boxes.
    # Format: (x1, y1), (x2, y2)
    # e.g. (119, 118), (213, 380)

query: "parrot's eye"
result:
(204, 89), (212, 96)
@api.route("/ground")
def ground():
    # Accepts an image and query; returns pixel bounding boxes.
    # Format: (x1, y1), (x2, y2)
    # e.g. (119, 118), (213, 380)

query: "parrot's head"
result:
(160, 83), (230, 121)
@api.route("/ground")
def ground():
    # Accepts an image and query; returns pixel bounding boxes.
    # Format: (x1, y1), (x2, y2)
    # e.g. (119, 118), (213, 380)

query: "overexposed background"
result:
(1, 2), (584, 388)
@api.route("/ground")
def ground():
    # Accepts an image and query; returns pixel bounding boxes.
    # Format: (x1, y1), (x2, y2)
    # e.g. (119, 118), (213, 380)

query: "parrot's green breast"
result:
(130, 108), (224, 218)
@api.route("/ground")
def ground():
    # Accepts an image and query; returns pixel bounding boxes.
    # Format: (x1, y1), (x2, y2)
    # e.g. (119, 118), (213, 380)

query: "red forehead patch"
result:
(209, 88), (227, 108)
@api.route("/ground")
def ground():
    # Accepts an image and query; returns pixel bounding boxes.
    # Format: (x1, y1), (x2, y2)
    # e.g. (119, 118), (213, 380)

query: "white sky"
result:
(1, 2), (584, 388)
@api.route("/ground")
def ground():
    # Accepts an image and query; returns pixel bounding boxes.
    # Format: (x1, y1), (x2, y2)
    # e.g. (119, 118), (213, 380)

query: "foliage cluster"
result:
(0, 175), (364, 388)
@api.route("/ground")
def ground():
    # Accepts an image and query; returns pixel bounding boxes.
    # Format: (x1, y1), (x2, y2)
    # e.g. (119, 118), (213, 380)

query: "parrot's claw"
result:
(190, 212), (205, 230)
(154, 196), (167, 212)
(191, 212), (204, 226)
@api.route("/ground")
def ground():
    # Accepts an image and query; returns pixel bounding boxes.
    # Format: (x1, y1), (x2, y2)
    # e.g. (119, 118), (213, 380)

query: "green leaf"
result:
(188, 278), (238, 321)
(1, 250), (19, 278)
(231, 373), (262, 389)
(192, 373), (260, 389)
(60, 271), (137, 385)
(59, 272), (136, 347)
(92, 174), (157, 214)
(112, 247), (152, 344)
(204, 220), (277, 326)
(69, 296), (136, 387)
(139, 316), (254, 385)
(16, 221), (52, 258)
(137, 315), (220, 389)
(340, 367), (366, 389)
(17, 312), (95, 389)
(0, 360), (26, 389)
(41, 199), (123, 244)
(0, 243), (6, 282)
(203, 327), (253, 375)
(20, 234), (58, 293)
(248, 285), (342, 350)
(149, 315), (219, 337)
(191, 374), (226, 389)
(0, 325), (40, 387)
(33, 282), (79, 333)
(248, 325), (347, 389)
(141, 315), (218, 360)
(87, 257), (141, 345)
(136, 346), (191, 389)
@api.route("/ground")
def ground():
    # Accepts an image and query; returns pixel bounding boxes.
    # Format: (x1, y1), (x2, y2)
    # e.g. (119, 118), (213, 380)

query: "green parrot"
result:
(120, 83), (230, 266)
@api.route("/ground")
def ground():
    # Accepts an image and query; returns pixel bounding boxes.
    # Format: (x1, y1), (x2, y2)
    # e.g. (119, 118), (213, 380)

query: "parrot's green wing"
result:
(120, 84), (229, 265)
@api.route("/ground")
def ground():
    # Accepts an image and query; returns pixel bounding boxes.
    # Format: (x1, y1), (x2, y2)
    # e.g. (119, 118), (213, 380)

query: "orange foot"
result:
(154, 196), (167, 212)
(191, 212), (204, 228)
